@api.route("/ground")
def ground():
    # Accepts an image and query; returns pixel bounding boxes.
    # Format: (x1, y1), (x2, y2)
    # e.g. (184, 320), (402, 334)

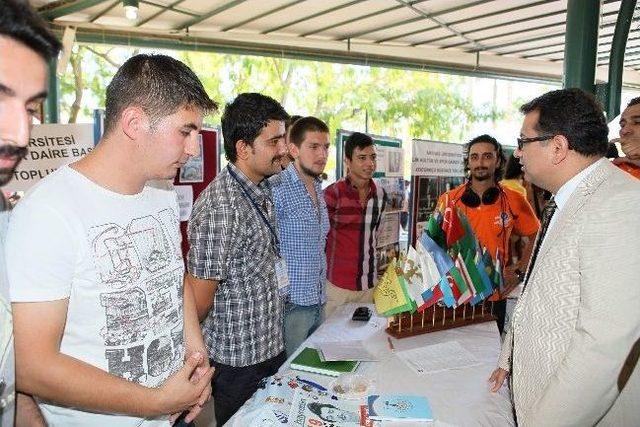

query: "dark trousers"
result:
(211, 351), (286, 426)
(494, 299), (507, 334)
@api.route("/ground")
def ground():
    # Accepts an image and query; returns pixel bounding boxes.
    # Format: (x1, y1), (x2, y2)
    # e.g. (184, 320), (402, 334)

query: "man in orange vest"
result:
(435, 135), (539, 333)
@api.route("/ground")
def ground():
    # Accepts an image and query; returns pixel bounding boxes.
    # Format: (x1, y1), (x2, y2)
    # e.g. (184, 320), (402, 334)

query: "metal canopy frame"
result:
(31, 0), (640, 88)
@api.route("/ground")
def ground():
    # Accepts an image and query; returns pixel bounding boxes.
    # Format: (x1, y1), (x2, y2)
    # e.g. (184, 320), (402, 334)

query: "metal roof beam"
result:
(138, 0), (199, 17)
(406, 8), (566, 46)
(302, 0), (428, 38)
(175, 0), (247, 31)
(465, 13), (636, 53)
(532, 36), (640, 60)
(57, 25), (567, 86)
(88, 0), (118, 22)
(222, 0), (306, 32)
(263, 0), (364, 35)
(406, 0), (557, 47)
(337, 0), (489, 41)
(39, 0), (109, 20)
(394, 0), (484, 51)
(474, 30), (566, 52)
(137, 0), (189, 27)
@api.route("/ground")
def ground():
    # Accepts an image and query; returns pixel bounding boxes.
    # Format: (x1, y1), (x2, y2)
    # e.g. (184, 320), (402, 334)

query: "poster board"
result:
(409, 139), (465, 247)
(173, 127), (219, 259)
(335, 130), (405, 273)
(2, 123), (94, 196)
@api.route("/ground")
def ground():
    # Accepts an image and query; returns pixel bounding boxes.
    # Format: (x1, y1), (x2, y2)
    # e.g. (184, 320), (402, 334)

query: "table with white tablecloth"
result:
(228, 303), (514, 426)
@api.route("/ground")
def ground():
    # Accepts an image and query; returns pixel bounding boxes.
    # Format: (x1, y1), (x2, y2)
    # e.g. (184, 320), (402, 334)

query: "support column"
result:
(605, 0), (637, 121)
(44, 58), (60, 123)
(563, 0), (601, 93)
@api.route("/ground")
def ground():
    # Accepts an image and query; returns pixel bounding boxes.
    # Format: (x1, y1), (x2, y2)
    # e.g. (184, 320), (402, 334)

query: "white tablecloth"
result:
(228, 303), (514, 426)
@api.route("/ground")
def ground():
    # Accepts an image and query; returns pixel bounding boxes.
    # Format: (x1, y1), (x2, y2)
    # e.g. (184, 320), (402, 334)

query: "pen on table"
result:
(387, 336), (395, 352)
(296, 376), (327, 391)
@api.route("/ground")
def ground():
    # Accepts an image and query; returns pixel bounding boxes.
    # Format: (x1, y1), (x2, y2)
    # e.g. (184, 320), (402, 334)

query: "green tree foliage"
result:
(59, 45), (500, 143)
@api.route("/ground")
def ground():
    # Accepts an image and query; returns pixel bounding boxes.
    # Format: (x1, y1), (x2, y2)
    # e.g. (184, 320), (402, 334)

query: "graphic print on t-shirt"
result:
(89, 208), (184, 386)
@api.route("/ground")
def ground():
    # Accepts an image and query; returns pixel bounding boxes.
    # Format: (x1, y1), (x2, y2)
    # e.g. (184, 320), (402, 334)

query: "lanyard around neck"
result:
(227, 165), (280, 255)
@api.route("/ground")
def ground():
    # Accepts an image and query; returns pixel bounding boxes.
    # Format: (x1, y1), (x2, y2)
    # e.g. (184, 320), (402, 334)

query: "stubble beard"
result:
(299, 161), (321, 179)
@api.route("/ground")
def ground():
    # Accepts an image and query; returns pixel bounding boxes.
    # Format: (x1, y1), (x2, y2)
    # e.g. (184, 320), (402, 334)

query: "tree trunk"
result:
(68, 50), (83, 124)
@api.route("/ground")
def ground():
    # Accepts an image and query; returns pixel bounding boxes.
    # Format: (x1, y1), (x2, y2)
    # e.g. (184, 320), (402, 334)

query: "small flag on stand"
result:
(374, 260), (413, 316)
(442, 202), (465, 247)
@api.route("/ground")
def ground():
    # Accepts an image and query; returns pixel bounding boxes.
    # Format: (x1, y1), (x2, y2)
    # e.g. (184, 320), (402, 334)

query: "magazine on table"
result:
(289, 389), (375, 427)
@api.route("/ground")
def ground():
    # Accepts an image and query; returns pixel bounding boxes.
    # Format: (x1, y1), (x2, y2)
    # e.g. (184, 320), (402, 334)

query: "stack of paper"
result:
(317, 341), (378, 362)
(395, 340), (480, 375)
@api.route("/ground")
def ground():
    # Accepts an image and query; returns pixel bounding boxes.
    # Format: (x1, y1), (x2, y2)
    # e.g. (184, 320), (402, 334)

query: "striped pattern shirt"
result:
(324, 177), (387, 291)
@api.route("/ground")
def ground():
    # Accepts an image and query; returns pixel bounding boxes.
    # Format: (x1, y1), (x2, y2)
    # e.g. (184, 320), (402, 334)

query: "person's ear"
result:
(120, 107), (148, 140)
(236, 139), (252, 161)
(289, 142), (300, 159)
(551, 135), (570, 165)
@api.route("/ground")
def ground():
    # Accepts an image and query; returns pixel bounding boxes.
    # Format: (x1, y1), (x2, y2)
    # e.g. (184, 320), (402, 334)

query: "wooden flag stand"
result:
(385, 301), (495, 339)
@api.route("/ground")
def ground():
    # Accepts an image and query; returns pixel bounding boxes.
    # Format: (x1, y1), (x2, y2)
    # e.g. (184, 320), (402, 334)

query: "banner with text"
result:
(411, 139), (464, 177)
(409, 139), (465, 246)
(3, 123), (94, 193)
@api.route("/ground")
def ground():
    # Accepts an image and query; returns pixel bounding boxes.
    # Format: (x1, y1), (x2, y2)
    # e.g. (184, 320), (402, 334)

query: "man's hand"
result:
(181, 349), (214, 424)
(488, 367), (509, 392)
(154, 352), (214, 416)
(501, 265), (521, 297)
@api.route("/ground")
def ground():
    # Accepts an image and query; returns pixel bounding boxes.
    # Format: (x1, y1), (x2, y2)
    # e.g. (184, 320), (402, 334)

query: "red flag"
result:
(442, 203), (465, 247)
(418, 285), (444, 312)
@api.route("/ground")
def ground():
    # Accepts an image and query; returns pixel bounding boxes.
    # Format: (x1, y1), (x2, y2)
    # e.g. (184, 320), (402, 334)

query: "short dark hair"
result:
(0, 0), (61, 61)
(503, 154), (522, 180)
(289, 116), (329, 147)
(520, 88), (608, 157)
(221, 93), (289, 163)
(464, 134), (506, 182)
(344, 132), (373, 160)
(104, 54), (217, 136)
(627, 97), (640, 108)
(286, 114), (303, 131)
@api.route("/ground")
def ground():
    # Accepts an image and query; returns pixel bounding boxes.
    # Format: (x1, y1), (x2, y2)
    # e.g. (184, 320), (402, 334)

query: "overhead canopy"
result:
(33, 0), (640, 87)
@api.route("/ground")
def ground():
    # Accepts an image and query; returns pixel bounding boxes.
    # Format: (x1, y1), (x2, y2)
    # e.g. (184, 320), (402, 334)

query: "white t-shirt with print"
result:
(7, 166), (185, 426)
(1, 206), (15, 427)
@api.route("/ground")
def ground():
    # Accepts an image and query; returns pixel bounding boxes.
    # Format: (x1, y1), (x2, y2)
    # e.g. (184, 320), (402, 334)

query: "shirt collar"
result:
(227, 162), (270, 198)
(553, 158), (604, 212)
(344, 175), (375, 195)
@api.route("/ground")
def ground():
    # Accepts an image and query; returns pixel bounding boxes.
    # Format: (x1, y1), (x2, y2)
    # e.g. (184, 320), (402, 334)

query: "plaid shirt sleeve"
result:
(187, 195), (234, 281)
(324, 183), (337, 225)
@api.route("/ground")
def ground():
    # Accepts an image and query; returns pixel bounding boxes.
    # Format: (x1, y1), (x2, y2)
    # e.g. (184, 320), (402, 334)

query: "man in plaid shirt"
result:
(186, 93), (289, 426)
(324, 132), (388, 318)
(272, 117), (331, 357)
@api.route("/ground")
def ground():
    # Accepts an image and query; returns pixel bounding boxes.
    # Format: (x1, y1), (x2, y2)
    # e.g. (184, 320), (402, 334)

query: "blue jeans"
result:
(284, 302), (324, 357)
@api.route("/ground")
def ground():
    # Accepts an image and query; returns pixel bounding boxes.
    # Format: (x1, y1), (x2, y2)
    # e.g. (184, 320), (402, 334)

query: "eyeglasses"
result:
(516, 135), (554, 150)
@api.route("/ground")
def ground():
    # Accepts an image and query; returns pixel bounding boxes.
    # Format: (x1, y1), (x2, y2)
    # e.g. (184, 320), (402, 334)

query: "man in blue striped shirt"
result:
(272, 117), (331, 357)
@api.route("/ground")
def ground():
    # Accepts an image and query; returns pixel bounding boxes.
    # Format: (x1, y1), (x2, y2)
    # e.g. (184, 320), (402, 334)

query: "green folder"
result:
(290, 347), (359, 377)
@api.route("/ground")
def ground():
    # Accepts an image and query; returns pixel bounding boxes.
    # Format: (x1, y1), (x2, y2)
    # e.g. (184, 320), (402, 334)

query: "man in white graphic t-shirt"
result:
(6, 54), (218, 426)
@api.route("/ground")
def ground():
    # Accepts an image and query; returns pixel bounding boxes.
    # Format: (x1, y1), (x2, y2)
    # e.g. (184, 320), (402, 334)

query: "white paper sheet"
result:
(396, 341), (480, 375)
(318, 340), (378, 361)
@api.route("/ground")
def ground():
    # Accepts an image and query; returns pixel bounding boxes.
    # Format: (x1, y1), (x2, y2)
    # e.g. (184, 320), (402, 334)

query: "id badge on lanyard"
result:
(275, 257), (289, 295)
